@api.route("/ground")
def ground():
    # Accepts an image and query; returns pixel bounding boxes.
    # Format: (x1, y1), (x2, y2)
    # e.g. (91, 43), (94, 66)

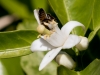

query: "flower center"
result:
(37, 20), (58, 38)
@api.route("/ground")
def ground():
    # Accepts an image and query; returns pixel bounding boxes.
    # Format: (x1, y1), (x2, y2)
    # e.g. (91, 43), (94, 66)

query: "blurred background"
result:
(0, 0), (56, 31)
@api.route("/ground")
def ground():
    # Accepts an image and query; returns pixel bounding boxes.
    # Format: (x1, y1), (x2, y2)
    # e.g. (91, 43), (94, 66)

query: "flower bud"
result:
(55, 52), (76, 69)
(76, 36), (89, 51)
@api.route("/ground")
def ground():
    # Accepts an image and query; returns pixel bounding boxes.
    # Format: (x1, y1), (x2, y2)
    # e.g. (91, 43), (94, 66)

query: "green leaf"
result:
(93, 0), (100, 30)
(1, 0), (32, 18)
(88, 0), (100, 42)
(48, 0), (94, 35)
(88, 30), (98, 42)
(57, 66), (77, 75)
(21, 53), (57, 75)
(0, 30), (38, 58)
(57, 59), (100, 75)
(80, 59), (100, 75)
(17, 20), (37, 31)
(1, 57), (24, 75)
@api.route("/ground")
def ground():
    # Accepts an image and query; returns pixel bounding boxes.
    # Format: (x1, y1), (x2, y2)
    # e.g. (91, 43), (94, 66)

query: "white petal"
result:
(62, 34), (81, 49)
(31, 38), (54, 52)
(61, 21), (85, 38)
(34, 9), (41, 25)
(42, 26), (66, 47)
(39, 47), (62, 71)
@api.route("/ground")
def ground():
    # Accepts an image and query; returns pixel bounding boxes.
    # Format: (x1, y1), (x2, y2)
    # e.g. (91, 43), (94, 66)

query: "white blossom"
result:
(30, 9), (85, 71)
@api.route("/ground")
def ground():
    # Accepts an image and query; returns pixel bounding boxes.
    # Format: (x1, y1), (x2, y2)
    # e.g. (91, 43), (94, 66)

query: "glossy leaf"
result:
(0, 30), (38, 58)
(57, 59), (100, 75)
(88, 0), (100, 42)
(48, 0), (94, 35)
(93, 0), (100, 30)
(88, 30), (98, 42)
